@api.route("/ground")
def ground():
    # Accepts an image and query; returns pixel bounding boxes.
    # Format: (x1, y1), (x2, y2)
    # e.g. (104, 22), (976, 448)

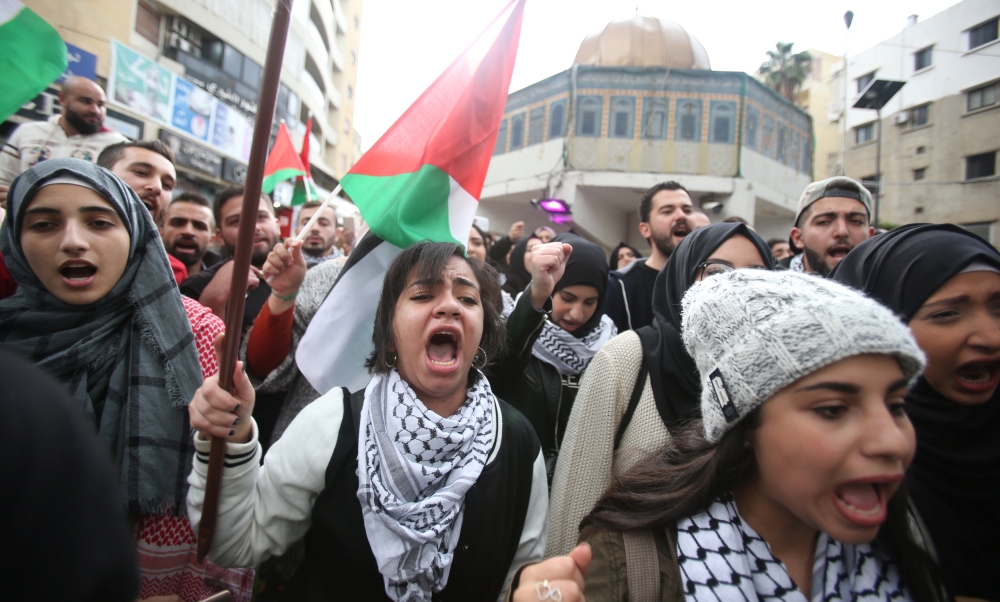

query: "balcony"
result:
(332, 0), (349, 35)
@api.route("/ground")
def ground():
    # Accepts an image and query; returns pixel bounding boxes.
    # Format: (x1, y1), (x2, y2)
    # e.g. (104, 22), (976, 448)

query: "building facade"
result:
(830, 0), (1000, 244)
(480, 18), (814, 251)
(5, 0), (363, 208)
(795, 49), (844, 180)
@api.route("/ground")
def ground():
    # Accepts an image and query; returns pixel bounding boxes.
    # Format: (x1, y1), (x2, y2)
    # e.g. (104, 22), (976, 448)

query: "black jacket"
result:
(604, 258), (655, 332)
(488, 291), (577, 482)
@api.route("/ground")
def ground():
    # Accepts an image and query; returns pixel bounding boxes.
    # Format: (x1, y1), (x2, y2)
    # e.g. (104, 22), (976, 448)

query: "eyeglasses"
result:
(695, 261), (766, 280)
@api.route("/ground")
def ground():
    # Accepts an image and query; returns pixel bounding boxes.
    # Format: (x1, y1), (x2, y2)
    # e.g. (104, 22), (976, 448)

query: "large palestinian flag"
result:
(297, 0), (526, 394)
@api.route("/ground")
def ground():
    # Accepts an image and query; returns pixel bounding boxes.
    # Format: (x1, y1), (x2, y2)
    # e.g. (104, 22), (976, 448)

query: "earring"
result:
(386, 352), (397, 368)
(472, 347), (488, 370)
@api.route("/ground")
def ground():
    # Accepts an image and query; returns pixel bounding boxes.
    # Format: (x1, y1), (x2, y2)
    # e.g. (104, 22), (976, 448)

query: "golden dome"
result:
(574, 16), (711, 70)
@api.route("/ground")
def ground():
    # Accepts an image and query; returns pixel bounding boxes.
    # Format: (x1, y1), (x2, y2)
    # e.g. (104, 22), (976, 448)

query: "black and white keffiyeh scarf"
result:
(502, 297), (616, 376)
(677, 494), (909, 601)
(789, 253), (807, 273)
(357, 369), (497, 601)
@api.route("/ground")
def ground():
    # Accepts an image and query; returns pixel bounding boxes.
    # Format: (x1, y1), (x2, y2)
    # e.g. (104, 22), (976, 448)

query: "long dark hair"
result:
(584, 417), (945, 602)
(365, 242), (506, 386)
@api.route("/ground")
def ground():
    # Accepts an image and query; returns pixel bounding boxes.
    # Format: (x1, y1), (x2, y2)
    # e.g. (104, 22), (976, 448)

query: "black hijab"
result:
(636, 223), (775, 428)
(503, 234), (539, 296)
(551, 233), (610, 338)
(609, 242), (643, 271)
(830, 223), (1000, 598)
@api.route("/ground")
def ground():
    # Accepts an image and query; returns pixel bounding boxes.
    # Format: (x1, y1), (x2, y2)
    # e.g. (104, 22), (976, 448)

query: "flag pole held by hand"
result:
(197, 0), (294, 564)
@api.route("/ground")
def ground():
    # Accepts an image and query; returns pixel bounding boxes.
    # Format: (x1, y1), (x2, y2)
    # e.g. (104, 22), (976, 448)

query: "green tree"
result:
(758, 42), (812, 103)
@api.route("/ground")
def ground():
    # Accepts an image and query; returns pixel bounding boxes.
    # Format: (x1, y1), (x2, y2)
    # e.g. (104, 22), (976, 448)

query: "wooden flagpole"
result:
(197, 0), (294, 563)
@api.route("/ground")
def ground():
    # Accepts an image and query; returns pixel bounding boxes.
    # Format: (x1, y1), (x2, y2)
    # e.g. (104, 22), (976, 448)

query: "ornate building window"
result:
(576, 96), (603, 137)
(527, 106), (545, 146)
(676, 99), (702, 142)
(510, 113), (525, 149)
(709, 101), (736, 144)
(549, 100), (566, 139)
(494, 119), (507, 155)
(641, 97), (668, 140)
(609, 96), (635, 138)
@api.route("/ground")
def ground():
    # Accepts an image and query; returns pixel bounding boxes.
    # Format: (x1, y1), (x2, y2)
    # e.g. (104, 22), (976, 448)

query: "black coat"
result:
(488, 292), (577, 482)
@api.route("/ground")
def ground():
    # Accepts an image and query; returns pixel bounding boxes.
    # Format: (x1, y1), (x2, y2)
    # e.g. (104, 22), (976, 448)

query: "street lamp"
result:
(853, 78), (905, 229)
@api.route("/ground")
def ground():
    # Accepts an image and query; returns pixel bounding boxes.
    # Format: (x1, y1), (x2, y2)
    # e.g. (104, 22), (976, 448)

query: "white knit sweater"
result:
(545, 330), (671, 558)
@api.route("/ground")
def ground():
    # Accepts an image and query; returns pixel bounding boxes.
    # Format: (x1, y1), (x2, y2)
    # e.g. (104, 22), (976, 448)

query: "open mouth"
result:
(955, 360), (1000, 392)
(426, 330), (459, 369)
(59, 262), (97, 286)
(827, 245), (852, 261)
(832, 478), (897, 527)
(673, 224), (691, 239)
(173, 239), (199, 255)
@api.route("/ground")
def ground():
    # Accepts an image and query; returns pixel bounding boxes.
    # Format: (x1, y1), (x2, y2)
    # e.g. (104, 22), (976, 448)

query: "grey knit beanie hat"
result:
(681, 269), (925, 443)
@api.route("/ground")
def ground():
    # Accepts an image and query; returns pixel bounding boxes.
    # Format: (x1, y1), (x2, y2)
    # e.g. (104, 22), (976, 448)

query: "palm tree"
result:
(758, 42), (812, 104)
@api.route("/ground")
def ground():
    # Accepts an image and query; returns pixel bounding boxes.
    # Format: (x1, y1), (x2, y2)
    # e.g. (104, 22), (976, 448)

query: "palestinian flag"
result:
(261, 122), (306, 195)
(291, 116), (320, 206)
(0, 2), (67, 122)
(297, 0), (526, 394)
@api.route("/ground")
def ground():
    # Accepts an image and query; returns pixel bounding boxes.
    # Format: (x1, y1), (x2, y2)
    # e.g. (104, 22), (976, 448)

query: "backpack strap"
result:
(623, 529), (660, 602)
(614, 354), (648, 451)
(348, 387), (365, 437)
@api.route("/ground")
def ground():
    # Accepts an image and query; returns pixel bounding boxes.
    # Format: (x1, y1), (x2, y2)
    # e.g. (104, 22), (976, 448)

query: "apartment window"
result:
(962, 222), (994, 244)
(548, 100), (566, 139)
(136, 1), (160, 44)
(641, 98), (669, 140)
(969, 17), (999, 50)
(509, 113), (525, 149)
(575, 96), (602, 137)
(857, 71), (875, 94)
(350, 50), (356, 64)
(966, 151), (996, 179)
(911, 104), (929, 127)
(913, 168), (926, 181)
(855, 122), (875, 144)
(347, 85), (353, 99)
(494, 119), (507, 155)
(916, 145), (926, 154)
(777, 125), (788, 162)
(222, 44), (244, 79)
(968, 83), (997, 111)
(914, 47), (932, 71)
(744, 107), (759, 149)
(609, 97), (635, 138)
(242, 58), (262, 88)
(354, 15), (360, 28)
(862, 174), (879, 198)
(527, 106), (545, 146)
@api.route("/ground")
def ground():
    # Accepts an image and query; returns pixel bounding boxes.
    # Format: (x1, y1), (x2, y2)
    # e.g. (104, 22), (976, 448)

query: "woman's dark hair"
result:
(365, 241), (506, 386)
(584, 416), (945, 602)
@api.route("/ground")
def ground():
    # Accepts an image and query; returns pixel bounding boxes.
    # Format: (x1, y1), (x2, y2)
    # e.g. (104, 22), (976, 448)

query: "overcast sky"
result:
(352, 0), (962, 151)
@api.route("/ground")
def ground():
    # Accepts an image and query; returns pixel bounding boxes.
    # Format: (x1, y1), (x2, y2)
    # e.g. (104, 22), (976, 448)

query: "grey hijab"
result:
(0, 158), (202, 516)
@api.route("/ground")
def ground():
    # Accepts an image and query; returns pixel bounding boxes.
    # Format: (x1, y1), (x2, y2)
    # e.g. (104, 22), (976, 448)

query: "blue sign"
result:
(59, 43), (97, 82)
(171, 78), (213, 142)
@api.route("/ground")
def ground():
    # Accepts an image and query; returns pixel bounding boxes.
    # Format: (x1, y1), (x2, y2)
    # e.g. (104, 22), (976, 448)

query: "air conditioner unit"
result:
(893, 112), (910, 125)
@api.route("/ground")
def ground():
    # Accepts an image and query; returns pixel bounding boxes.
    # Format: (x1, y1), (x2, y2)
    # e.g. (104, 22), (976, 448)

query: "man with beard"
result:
(97, 140), (175, 224)
(98, 140), (191, 284)
(161, 192), (221, 276)
(295, 200), (341, 268)
(180, 185), (281, 335)
(604, 181), (694, 332)
(779, 176), (874, 276)
(0, 77), (126, 206)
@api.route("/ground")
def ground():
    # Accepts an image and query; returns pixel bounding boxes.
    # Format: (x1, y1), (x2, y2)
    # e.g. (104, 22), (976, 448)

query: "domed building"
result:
(479, 16), (814, 249)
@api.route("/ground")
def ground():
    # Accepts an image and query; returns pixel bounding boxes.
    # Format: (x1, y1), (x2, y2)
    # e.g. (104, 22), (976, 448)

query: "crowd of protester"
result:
(0, 77), (998, 602)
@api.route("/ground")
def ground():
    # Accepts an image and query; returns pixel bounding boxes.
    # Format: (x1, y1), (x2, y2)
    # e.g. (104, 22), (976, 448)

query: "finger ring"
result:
(536, 579), (563, 602)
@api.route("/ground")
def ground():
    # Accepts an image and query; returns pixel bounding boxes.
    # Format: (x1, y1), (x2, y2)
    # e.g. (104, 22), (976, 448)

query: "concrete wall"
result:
(25, 0), (134, 77)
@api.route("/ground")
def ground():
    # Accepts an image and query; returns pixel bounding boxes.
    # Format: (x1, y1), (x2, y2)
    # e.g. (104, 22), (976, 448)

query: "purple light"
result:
(538, 198), (569, 213)
(551, 214), (574, 224)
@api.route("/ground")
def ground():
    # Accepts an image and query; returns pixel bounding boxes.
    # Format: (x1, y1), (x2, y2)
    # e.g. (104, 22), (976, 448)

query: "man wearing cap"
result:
(779, 176), (875, 276)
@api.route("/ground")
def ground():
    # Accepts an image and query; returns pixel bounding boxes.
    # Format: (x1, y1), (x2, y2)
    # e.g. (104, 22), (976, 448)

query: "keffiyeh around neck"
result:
(677, 494), (908, 601)
(357, 369), (497, 601)
(502, 297), (616, 375)
(0, 158), (202, 516)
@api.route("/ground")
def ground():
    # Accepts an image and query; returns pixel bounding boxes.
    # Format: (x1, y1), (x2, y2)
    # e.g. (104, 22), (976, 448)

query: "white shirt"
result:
(0, 115), (127, 185)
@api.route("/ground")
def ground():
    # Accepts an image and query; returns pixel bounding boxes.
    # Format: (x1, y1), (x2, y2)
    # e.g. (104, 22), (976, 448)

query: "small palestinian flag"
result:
(261, 122), (306, 195)
(297, 0), (526, 394)
(291, 116), (320, 206)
